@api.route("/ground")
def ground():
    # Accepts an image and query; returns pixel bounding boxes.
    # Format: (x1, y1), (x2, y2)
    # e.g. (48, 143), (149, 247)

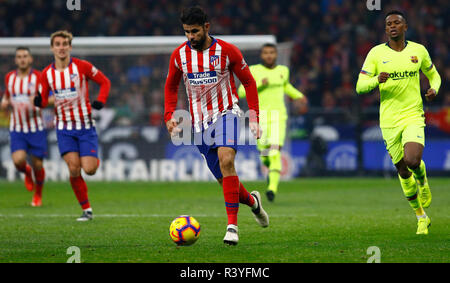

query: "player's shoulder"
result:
(5, 70), (16, 80)
(249, 64), (263, 71)
(216, 38), (240, 54)
(406, 40), (428, 52)
(367, 43), (388, 56)
(31, 69), (41, 77)
(71, 57), (90, 67)
(276, 65), (290, 73)
(40, 64), (53, 76)
(172, 41), (189, 53)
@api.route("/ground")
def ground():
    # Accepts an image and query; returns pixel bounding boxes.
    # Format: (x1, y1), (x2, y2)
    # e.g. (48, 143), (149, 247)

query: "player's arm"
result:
(229, 45), (261, 138)
(228, 46), (259, 118)
(1, 75), (11, 111)
(420, 46), (441, 102)
(283, 68), (305, 99)
(34, 71), (50, 108)
(356, 49), (385, 94)
(82, 60), (111, 110)
(164, 51), (183, 135)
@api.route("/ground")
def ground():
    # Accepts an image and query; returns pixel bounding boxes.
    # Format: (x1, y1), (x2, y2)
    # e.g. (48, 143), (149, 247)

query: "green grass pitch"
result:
(0, 178), (449, 263)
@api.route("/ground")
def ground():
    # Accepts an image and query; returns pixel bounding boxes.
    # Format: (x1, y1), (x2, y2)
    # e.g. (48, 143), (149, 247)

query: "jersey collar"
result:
(186, 36), (217, 51)
(385, 40), (408, 51)
(52, 57), (73, 70)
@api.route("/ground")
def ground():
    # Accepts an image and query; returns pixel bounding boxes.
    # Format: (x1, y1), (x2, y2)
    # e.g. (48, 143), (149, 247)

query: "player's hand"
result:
(92, 100), (104, 110)
(249, 122), (262, 139)
(425, 88), (437, 102)
(1, 98), (11, 111)
(32, 94), (42, 107)
(378, 72), (390, 83)
(296, 96), (308, 115)
(166, 118), (181, 136)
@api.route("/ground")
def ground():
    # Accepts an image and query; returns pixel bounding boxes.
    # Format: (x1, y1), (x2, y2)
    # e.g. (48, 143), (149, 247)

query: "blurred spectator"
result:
(0, 0), (447, 130)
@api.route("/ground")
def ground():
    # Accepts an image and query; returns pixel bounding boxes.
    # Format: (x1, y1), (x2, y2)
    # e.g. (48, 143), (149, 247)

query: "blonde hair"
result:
(50, 30), (73, 46)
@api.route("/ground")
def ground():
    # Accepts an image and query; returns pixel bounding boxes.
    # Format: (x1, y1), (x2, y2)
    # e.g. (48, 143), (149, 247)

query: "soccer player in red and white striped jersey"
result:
(34, 30), (111, 221)
(1, 47), (50, 207)
(165, 7), (269, 245)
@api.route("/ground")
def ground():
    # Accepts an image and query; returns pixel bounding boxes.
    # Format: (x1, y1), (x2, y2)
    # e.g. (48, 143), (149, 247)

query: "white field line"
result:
(0, 213), (318, 218)
(1, 213), (448, 219)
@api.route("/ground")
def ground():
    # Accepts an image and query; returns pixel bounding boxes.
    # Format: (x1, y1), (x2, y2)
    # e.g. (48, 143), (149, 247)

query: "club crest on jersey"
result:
(410, 56), (418, 63)
(210, 55), (220, 67)
(70, 73), (78, 82)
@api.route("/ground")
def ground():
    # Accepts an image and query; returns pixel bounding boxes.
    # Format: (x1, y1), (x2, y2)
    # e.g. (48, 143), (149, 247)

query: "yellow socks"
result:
(398, 174), (422, 212)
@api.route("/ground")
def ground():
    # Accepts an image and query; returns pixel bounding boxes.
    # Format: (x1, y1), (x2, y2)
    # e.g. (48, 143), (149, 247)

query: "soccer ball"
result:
(169, 215), (201, 246)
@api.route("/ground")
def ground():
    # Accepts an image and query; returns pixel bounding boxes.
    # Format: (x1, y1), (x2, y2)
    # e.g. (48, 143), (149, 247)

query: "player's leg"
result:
(395, 159), (424, 216)
(217, 177), (255, 209)
(395, 158), (430, 235)
(57, 129), (92, 221)
(218, 147), (267, 228)
(11, 149), (34, 191)
(79, 127), (100, 176)
(403, 124), (431, 208)
(10, 131), (34, 191)
(30, 155), (45, 207)
(266, 145), (282, 201)
(81, 156), (99, 176)
(382, 126), (429, 234)
(28, 130), (48, 207)
(217, 146), (240, 226)
(263, 119), (285, 201)
(63, 152), (92, 221)
(216, 114), (268, 244)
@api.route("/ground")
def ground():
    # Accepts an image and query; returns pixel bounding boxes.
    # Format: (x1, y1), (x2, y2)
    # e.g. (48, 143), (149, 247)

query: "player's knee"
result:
(219, 154), (235, 173)
(84, 166), (97, 176)
(31, 161), (44, 171)
(13, 160), (26, 170)
(404, 155), (421, 170)
(67, 164), (82, 177)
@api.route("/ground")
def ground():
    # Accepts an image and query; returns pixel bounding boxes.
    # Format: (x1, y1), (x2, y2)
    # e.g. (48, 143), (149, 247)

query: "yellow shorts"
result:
(381, 124), (425, 165)
(257, 119), (287, 151)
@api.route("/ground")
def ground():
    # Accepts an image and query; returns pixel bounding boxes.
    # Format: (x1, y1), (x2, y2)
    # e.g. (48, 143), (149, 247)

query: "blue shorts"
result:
(57, 127), (99, 158)
(194, 113), (240, 180)
(10, 130), (48, 159)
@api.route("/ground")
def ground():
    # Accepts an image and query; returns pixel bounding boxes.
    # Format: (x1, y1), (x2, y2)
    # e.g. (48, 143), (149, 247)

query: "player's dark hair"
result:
(180, 6), (209, 25)
(385, 10), (407, 23)
(16, 46), (31, 54)
(261, 43), (277, 52)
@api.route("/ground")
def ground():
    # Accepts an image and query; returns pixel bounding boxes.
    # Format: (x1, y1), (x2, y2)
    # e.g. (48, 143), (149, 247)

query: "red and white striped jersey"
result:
(165, 38), (259, 132)
(40, 57), (110, 131)
(4, 69), (44, 133)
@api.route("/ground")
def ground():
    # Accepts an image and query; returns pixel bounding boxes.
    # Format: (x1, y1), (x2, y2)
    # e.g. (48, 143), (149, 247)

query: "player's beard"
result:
(191, 33), (207, 50)
(18, 64), (31, 74)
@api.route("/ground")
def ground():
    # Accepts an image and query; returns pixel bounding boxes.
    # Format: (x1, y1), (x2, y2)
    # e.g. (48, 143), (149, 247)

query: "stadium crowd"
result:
(0, 0), (448, 128)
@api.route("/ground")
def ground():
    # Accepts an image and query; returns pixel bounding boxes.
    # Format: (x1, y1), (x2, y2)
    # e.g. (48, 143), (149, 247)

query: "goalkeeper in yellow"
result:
(356, 11), (441, 235)
(239, 43), (307, 202)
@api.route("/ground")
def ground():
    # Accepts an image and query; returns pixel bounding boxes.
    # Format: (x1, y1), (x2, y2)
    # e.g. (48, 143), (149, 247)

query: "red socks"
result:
(33, 168), (45, 197)
(239, 182), (255, 207)
(69, 176), (91, 209)
(17, 163), (34, 191)
(222, 176), (256, 225)
(16, 163), (32, 175)
(222, 176), (240, 225)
